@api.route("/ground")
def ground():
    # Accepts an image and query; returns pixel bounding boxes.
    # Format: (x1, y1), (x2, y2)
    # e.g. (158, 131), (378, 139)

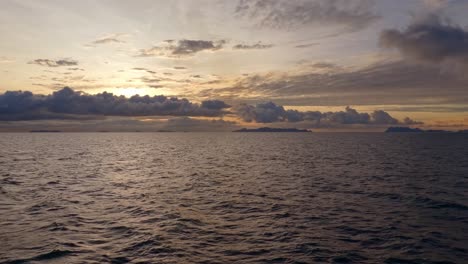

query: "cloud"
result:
(0, 56), (14, 63)
(0, 87), (230, 121)
(138, 39), (226, 57)
(403, 117), (424, 125)
(28, 59), (78, 67)
(422, 0), (454, 11)
(310, 62), (340, 69)
(233, 42), (274, 50)
(370, 110), (398, 124)
(91, 33), (127, 45)
(383, 105), (468, 113)
(295, 43), (319, 48)
(132, 67), (156, 74)
(235, 102), (286, 123)
(234, 102), (419, 126)
(235, 0), (379, 32)
(201, 100), (231, 110)
(197, 60), (468, 107)
(379, 15), (468, 66)
(0, 88), (425, 129)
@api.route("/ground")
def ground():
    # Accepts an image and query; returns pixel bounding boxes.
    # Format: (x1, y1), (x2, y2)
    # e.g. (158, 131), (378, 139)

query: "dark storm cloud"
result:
(234, 102), (420, 125)
(28, 59), (78, 67)
(235, 0), (379, 32)
(138, 39), (226, 57)
(0, 87), (230, 121)
(380, 15), (468, 66)
(233, 42), (274, 50)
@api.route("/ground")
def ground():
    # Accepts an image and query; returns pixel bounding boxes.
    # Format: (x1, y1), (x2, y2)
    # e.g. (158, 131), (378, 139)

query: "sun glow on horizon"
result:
(95, 87), (175, 98)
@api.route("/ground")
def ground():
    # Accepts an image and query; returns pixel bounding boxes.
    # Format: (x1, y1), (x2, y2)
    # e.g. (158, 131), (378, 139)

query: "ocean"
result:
(1, 133), (467, 263)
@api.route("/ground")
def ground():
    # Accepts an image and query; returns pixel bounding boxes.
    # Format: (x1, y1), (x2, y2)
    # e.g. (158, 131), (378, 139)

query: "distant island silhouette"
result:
(385, 127), (468, 133)
(29, 130), (62, 133)
(233, 127), (311, 132)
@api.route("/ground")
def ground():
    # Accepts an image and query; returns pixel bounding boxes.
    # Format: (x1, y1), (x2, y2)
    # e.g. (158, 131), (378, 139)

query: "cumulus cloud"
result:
(371, 110), (398, 124)
(0, 87), (230, 121)
(234, 102), (420, 126)
(201, 100), (231, 110)
(235, 0), (379, 32)
(233, 42), (274, 50)
(0, 88), (424, 129)
(235, 102), (286, 123)
(138, 39), (226, 57)
(28, 59), (78, 67)
(379, 15), (468, 66)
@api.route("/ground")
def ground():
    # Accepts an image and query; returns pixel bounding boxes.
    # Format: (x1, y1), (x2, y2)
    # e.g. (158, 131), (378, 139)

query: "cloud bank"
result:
(0, 88), (422, 130)
(234, 102), (418, 126)
(0, 87), (229, 121)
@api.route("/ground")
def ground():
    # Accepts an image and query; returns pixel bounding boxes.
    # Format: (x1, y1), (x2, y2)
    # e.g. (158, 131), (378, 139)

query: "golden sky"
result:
(1, 0), (468, 131)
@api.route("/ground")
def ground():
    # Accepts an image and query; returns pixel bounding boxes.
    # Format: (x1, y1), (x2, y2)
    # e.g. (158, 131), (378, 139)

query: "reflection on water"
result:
(0, 133), (467, 263)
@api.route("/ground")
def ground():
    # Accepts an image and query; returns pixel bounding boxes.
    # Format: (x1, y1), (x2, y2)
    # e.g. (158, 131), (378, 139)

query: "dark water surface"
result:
(0, 133), (467, 263)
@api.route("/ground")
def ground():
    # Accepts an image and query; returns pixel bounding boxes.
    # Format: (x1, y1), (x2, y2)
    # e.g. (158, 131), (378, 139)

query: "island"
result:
(29, 130), (62, 133)
(385, 127), (459, 133)
(233, 127), (311, 132)
(385, 127), (423, 133)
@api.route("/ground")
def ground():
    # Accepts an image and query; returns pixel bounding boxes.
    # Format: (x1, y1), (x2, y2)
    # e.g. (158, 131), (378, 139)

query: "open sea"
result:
(0, 133), (467, 264)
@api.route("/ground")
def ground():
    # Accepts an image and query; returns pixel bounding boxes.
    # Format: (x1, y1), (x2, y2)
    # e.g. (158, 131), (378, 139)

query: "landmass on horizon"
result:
(234, 127), (311, 132)
(385, 127), (468, 133)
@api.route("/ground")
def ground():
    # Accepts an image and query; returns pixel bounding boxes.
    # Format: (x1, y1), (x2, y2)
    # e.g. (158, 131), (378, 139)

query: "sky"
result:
(1, 0), (468, 131)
